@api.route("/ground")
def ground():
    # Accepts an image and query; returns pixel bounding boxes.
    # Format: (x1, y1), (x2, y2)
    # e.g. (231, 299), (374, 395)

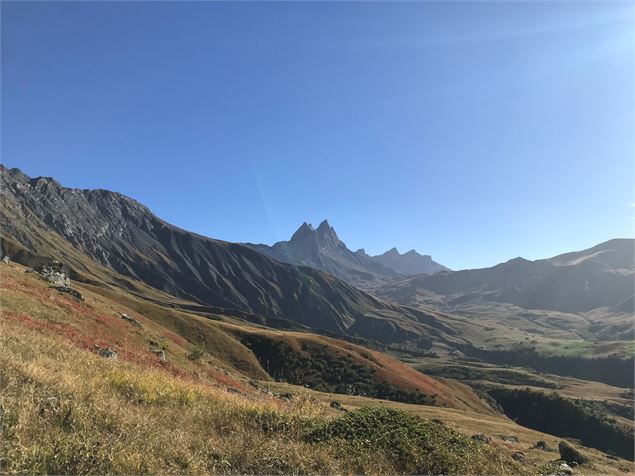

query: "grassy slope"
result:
(0, 264), (531, 475)
(218, 323), (492, 413)
(0, 263), (489, 413)
(1, 263), (633, 475)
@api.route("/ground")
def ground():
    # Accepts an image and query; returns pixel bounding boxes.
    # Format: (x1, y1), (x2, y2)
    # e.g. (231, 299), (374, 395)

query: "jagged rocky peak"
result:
(289, 219), (341, 249)
(316, 219), (333, 233)
(355, 248), (369, 257)
(1, 166), (61, 191)
(316, 219), (340, 248)
(290, 222), (315, 242)
(2, 165), (30, 183)
(245, 219), (399, 283)
(405, 249), (431, 259)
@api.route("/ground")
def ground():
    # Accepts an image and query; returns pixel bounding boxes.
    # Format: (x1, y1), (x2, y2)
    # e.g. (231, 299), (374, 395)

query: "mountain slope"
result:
(0, 166), (454, 345)
(1, 261), (492, 411)
(4, 262), (556, 475)
(247, 221), (398, 285)
(377, 240), (634, 314)
(366, 247), (449, 275)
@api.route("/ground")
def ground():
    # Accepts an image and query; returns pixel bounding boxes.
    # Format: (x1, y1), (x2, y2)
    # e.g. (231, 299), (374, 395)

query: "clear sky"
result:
(2, 1), (633, 270)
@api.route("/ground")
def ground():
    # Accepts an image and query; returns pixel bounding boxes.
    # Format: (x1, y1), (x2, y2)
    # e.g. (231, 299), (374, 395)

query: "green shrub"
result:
(305, 406), (516, 475)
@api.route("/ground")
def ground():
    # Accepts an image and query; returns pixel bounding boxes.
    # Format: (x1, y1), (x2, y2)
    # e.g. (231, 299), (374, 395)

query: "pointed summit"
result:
(290, 222), (315, 243)
(316, 219), (340, 249)
(317, 219), (331, 231)
(355, 248), (369, 257)
(316, 219), (337, 237)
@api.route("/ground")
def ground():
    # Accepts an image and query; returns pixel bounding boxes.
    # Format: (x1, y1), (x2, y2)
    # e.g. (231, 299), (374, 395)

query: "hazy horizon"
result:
(2, 1), (633, 269)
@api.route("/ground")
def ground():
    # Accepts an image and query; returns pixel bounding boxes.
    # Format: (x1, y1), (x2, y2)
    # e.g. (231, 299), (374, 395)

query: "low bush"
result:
(305, 406), (524, 475)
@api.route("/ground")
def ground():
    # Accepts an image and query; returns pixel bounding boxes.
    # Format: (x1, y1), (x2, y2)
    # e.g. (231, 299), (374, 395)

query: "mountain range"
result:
(0, 166), (454, 345)
(1, 166), (633, 358)
(247, 221), (448, 285)
(362, 247), (450, 276)
(376, 239), (634, 314)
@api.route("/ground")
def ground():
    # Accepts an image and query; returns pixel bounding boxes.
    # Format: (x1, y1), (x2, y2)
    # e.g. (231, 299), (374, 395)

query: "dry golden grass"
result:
(0, 317), (331, 474)
(0, 315), (534, 475)
(1, 263), (632, 475)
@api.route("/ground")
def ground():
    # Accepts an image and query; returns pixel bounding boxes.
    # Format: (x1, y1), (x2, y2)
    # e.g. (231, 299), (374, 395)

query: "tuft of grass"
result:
(187, 347), (205, 361)
(104, 369), (200, 406)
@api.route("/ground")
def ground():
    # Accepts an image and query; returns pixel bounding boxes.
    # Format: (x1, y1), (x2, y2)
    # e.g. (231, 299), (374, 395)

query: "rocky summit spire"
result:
(316, 219), (340, 249)
(289, 222), (315, 243)
(316, 219), (336, 236)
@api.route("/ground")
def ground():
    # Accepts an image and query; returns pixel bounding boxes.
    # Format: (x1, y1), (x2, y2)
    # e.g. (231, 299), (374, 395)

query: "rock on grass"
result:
(559, 440), (589, 464)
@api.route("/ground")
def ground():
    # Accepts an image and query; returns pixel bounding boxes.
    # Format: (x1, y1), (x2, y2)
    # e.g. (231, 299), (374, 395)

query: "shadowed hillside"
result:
(0, 166), (450, 345)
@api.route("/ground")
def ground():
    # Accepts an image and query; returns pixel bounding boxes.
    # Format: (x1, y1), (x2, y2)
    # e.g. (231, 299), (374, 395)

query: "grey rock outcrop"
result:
(119, 312), (142, 327)
(35, 260), (70, 287)
(499, 434), (519, 443)
(96, 347), (118, 359)
(535, 440), (550, 451)
(330, 400), (347, 412)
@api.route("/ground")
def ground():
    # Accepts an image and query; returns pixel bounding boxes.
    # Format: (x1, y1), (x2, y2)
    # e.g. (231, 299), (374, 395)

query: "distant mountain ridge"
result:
(363, 247), (449, 276)
(247, 221), (448, 285)
(376, 239), (635, 314)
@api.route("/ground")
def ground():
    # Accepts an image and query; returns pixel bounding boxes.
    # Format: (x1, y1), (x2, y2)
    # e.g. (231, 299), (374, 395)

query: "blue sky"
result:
(2, 1), (633, 270)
